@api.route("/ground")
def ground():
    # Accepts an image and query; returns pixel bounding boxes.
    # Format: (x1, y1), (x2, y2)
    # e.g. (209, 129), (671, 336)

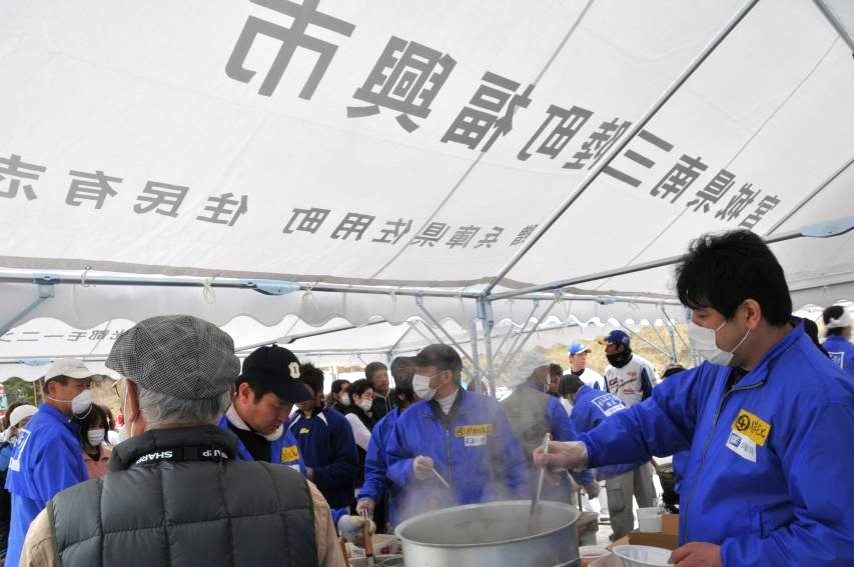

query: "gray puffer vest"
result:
(47, 425), (318, 567)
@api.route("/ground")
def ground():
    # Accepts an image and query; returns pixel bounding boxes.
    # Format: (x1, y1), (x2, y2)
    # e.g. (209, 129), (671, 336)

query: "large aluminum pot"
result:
(395, 500), (580, 567)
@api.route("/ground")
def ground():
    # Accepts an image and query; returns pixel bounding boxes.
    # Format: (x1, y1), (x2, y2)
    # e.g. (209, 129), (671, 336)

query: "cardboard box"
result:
(661, 513), (679, 536)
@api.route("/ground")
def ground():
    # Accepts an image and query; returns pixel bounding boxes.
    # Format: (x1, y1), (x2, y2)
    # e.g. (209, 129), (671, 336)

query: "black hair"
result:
(43, 375), (70, 395)
(415, 344), (462, 384)
(549, 363), (564, 377)
(235, 374), (274, 403)
(676, 230), (791, 326)
(558, 374), (584, 398)
(822, 305), (847, 337)
(390, 356), (416, 381)
(330, 379), (350, 394)
(661, 364), (687, 379)
(300, 363), (325, 396)
(349, 378), (373, 400)
(364, 362), (388, 383)
(72, 404), (109, 449)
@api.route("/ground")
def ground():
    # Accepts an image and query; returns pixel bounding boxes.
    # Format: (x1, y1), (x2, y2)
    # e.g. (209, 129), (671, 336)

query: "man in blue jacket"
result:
(289, 364), (359, 511)
(4, 358), (97, 567)
(356, 356), (417, 531)
(559, 374), (654, 538)
(219, 345), (310, 473)
(822, 305), (854, 379)
(536, 230), (854, 566)
(387, 344), (529, 524)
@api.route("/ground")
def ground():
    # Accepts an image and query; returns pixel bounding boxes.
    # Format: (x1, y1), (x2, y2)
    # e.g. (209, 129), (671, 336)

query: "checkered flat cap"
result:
(106, 315), (239, 400)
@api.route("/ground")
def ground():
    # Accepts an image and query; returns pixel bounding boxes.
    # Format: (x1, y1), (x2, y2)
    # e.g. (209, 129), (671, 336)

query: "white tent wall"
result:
(0, 1), (852, 382)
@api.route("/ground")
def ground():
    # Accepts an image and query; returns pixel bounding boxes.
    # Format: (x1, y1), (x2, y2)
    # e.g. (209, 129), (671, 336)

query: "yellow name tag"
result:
(299, 427), (310, 435)
(732, 409), (771, 447)
(455, 424), (493, 438)
(280, 445), (300, 463)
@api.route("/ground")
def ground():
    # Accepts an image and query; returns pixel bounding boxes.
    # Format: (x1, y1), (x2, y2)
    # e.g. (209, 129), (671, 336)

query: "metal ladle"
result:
(527, 433), (552, 534)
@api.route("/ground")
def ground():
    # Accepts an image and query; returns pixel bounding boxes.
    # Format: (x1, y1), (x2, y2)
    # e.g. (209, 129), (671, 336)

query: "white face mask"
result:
(87, 429), (105, 447)
(46, 387), (92, 417)
(339, 395), (351, 407)
(412, 374), (437, 402)
(689, 319), (750, 366)
(358, 398), (373, 412)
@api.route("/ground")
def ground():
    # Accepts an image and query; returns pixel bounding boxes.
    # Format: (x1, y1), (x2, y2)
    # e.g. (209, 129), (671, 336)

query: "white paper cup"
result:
(637, 507), (662, 533)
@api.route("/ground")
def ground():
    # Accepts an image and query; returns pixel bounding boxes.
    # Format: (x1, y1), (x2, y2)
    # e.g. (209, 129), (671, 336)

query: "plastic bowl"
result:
(612, 544), (672, 567)
(579, 545), (611, 559)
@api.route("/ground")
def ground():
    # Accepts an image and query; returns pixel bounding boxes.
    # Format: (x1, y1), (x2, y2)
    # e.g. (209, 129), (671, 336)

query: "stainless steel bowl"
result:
(395, 500), (580, 567)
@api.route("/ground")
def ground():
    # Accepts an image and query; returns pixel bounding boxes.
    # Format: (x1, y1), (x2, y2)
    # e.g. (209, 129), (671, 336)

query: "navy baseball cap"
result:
(600, 330), (631, 348)
(240, 345), (312, 403)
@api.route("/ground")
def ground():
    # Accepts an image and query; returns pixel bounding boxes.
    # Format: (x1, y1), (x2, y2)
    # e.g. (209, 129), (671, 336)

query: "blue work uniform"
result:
(4, 404), (87, 567)
(386, 388), (530, 523)
(579, 321), (854, 565)
(570, 385), (644, 479)
(216, 415), (306, 475)
(357, 408), (403, 526)
(823, 335), (854, 379)
(288, 408), (359, 510)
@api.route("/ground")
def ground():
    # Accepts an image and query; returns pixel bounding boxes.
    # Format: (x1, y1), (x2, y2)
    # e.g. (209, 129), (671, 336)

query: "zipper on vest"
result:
(683, 380), (763, 534)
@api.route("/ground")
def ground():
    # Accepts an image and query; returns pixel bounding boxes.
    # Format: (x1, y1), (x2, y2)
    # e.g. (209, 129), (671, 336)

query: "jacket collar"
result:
(109, 424), (238, 472)
(728, 318), (805, 389)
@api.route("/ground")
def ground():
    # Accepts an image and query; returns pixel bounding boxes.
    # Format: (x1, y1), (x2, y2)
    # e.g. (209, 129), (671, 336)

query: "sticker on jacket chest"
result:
(456, 424), (492, 447)
(726, 431), (757, 462)
(298, 427), (310, 435)
(280, 445), (299, 463)
(732, 409), (771, 447)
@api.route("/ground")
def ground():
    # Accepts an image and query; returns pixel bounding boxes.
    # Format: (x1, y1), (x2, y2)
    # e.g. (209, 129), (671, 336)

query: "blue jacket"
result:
(570, 385), (643, 479)
(4, 404), (87, 567)
(358, 408), (403, 525)
(823, 335), (854, 379)
(386, 389), (529, 523)
(288, 407), (359, 509)
(217, 415), (306, 475)
(580, 322), (854, 566)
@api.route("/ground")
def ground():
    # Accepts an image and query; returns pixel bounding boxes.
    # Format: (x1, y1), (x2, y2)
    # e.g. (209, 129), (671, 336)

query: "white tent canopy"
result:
(1, 1), (853, 386)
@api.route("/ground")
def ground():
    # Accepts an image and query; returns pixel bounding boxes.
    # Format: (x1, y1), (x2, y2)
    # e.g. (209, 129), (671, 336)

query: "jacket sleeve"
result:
(640, 367), (653, 401)
(310, 416), (359, 492)
(720, 400), (854, 566)
(491, 404), (530, 499)
(547, 397), (578, 442)
(386, 418), (416, 489)
(357, 421), (389, 502)
(580, 366), (702, 468)
(19, 507), (57, 567)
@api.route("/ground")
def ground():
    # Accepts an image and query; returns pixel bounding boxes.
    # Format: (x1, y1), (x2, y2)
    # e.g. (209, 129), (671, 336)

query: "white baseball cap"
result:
(44, 358), (99, 381)
(8, 404), (37, 428)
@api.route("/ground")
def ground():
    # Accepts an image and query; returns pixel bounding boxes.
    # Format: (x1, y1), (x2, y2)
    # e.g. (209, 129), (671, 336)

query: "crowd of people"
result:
(0, 229), (850, 566)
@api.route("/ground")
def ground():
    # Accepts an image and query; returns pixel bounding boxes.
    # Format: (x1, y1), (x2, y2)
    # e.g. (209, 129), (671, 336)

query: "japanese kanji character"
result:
(650, 154), (708, 203)
(445, 225), (480, 249)
(196, 193), (248, 226)
(409, 222), (450, 247)
(348, 36), (456, 132)
(474, 226), (504, 248)
(372, 218), (413, 244)
(109, 329), (125, 340)
(67, 331), (87, 342)
(740, 195), (780, 230)
(331, 212), (375, 241)
(518, 104), (592, 161)
(602, 129), (674, 187)
(510, 224), (538, 246)
(686, 169), (736, 214)
(89, 330), (108, 340)
(133, 181), (189, 217)
(66, 170), (122, 209)
(715, 183), (759, 222)
(0, 154), (47, 200)
(225, 0), (355, 99)
(283, 207), (331, 234)
(441, 72), (534, 152)
(42, 333), (65, 339)
(563, 118), (631, 170)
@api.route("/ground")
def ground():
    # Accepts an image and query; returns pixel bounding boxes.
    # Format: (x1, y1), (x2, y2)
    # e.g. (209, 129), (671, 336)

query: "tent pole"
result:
(619, 326), (674, 360)
(481, 0), (761, 296)
(478, 298), (497, 397)
(415, 297), (477, 381)
(495, 300), (540, 359)
(0, 282), (55, 337)
(494, 292), (563, 380)
(468, 318), (483, 394)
